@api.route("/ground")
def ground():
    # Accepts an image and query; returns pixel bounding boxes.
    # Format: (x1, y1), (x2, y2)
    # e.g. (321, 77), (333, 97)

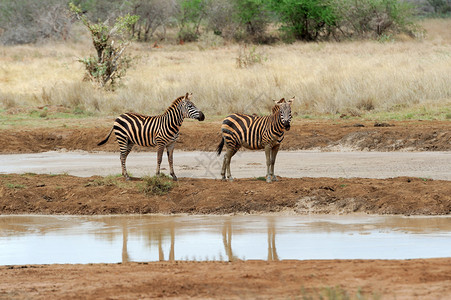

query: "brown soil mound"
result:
(3, 120), (450, 153)
(1, 174), (450, 215)
(2, 259), (451, 299)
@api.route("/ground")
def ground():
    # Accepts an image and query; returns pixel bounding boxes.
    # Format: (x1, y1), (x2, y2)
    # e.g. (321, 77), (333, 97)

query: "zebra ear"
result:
(185, 92), (193, 100)
(274, 98), (285, 105)
(287, 96), (295, 105)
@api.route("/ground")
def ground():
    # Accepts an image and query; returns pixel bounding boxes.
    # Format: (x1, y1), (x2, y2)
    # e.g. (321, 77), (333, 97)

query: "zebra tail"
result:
(97, 127), (114, 146)
(216, 137), (225, 156)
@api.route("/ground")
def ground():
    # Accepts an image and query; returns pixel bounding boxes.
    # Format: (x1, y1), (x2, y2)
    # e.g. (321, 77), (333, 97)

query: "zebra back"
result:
(112, 95), (187, 148)
(221, 105), (286, 150)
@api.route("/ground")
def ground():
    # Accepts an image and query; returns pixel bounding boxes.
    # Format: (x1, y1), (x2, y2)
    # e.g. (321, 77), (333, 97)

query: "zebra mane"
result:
(164, 95), (185, 113)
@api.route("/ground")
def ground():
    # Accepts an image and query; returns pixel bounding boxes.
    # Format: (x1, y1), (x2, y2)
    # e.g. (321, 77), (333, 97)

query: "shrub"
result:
(69, 2), (138, 89)
(0, 0), (71, 45)
(236, 44), (267, 68)
(140, 174), (175, 196)
(335, 0), (420, 39)
(269, 0), (339, 41)
(177, 0), (208, 42)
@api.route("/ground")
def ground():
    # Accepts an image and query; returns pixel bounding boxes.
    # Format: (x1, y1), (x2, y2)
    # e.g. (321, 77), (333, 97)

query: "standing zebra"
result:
(98, 93), (205, 181)
(217, 97), (294, 183)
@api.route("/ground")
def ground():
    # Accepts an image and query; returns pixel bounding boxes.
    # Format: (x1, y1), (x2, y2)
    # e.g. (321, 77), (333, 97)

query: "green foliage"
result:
(233, 0), (270, 40)
(5, 183), (26, 189)
(140, 174), (175, 196)
(177, 0), (208, 42)
(269, 0), (338, 41)
(69, 2), (138, 89)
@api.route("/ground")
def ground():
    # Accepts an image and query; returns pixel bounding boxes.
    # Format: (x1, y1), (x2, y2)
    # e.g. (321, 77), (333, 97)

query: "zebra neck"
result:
(269, 108), (285, 133)
(162, 104), (184, 127)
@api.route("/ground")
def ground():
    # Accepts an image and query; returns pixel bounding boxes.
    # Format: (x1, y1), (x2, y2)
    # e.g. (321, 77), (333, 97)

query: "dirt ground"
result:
(2, 119), (451, 299)
(1, 175), (450, 215)
(2, 119), (451, 153)
(2, 259), (451, 300)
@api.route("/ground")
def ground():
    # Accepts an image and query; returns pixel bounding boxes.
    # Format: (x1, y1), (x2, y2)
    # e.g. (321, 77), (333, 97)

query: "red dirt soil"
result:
(2, 259), (451, 300)
(2, 119), (451, 300)
(2, 119), (450, 153)
(1, 175), (450, 215)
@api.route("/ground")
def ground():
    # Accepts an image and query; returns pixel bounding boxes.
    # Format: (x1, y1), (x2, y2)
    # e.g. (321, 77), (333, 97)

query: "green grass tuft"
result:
(5, 183), (26, 189)
(140, 174), (175, 196)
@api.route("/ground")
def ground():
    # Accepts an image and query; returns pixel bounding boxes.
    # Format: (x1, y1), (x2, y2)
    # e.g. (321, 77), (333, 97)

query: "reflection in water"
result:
(267, 218), (278, 261)
(222, 220), (236, 261)
(1, 215), (451, 265)
(122, 220), (129, 263)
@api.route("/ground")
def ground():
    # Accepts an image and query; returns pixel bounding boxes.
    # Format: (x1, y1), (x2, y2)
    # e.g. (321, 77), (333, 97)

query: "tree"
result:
(69, 2), (138, 89)
(177, 0), (209, 42)
(336, 0), (419, 39)
(269, 0), (338, 41)
(427, 0), (451, 14)
(0, 0), (72, 45)
(233, 0), (270, 39)
(130, 0), (178, 42)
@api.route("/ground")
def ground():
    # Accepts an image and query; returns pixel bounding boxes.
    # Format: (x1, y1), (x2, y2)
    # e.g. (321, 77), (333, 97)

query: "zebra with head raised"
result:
(98, 93), (205, 181)
(217, 97), (294, 183)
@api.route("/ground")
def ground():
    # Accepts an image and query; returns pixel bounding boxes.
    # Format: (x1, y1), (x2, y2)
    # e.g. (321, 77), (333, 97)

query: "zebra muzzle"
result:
(197, 111), (205, 121)
(284, 122), (291, 131)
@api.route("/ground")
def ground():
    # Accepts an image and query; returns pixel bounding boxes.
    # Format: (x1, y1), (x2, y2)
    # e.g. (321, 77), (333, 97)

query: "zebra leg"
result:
(155, 145), (165, 177)
(270, 144), (280, 182)
(224, 148), (237, 181)
(221, 151), (227, 181)
(265, 145), (272, 183)
(120, 141), (134, 181)
(166, 142), (177, 181)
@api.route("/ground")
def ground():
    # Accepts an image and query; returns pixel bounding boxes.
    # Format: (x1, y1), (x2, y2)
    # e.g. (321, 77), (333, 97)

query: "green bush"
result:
(140, 174), (175, 196)
(269, 0), (338, 41)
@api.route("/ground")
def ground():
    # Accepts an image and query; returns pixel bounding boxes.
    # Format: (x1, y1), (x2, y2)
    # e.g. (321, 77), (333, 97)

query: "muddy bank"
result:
(3, 120), (450, 153)
(2, 259), (451, 300)
(1, 174), (450, 215)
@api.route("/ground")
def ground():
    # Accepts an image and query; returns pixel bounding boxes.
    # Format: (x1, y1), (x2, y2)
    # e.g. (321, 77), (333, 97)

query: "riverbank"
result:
(1, 175), (450, 215)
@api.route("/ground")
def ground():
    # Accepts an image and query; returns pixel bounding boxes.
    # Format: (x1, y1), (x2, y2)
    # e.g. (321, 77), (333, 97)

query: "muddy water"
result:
(1, 150), (450, 179)
(1, 215), (451, 265)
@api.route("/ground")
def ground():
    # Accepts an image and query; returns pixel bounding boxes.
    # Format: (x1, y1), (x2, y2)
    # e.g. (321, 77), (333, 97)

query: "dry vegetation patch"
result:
(1, 19), (450, 120)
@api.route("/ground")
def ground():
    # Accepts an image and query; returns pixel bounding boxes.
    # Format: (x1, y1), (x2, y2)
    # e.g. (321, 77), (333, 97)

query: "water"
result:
(1, 215), (451, 265)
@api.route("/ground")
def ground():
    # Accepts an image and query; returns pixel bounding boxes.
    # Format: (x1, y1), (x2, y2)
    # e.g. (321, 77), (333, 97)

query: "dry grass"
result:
(0, 19), (450, 119)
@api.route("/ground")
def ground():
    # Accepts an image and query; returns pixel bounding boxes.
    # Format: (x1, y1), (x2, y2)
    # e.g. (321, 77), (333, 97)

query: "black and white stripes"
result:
(98, 93), (205, 180)
(217, 97), (294, 182)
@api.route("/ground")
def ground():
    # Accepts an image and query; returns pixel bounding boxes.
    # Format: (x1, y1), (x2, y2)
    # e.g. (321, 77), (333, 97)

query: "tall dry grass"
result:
(0, 19), (450, 119)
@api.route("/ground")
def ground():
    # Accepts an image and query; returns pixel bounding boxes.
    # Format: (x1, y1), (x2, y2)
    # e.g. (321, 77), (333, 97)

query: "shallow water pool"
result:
(1, 215), (450, 265)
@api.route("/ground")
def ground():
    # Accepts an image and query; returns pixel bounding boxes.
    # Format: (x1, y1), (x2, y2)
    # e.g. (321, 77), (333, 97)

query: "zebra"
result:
(216, 97), (294, 183)
(97, 93), (205, 181)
